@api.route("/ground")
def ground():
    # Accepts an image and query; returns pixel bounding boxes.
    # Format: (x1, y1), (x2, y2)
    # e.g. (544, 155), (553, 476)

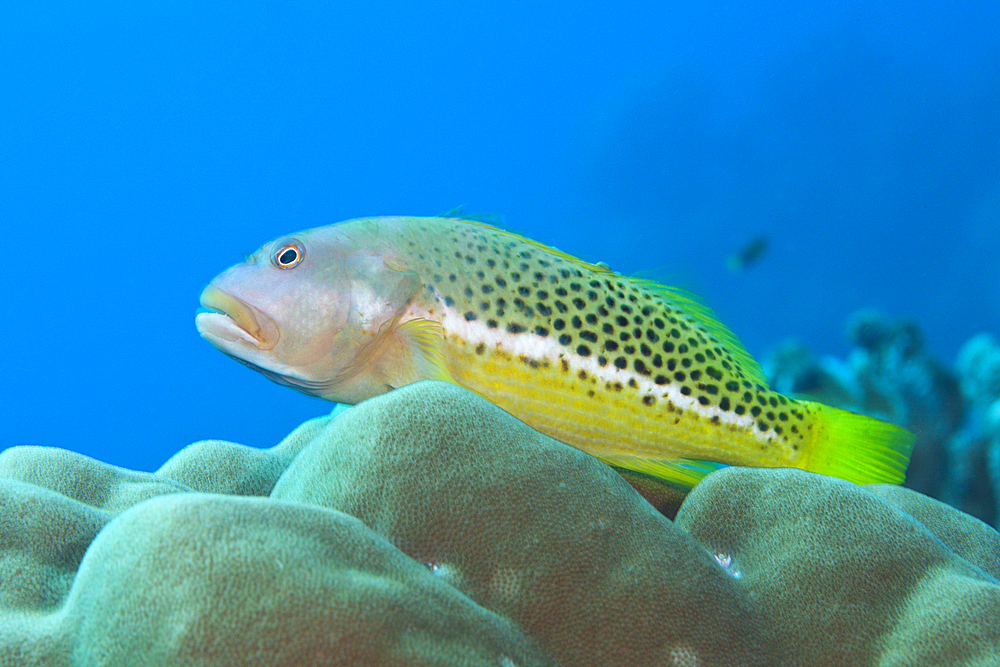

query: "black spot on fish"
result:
(643, 395), (655, 406)
(614, 357), (627, 369)
(464, 311), (477, 321)
(535, 326), (549, 337)
(581, 331), (598, 343)
(720, 396), (731, 411)
(559, 333), (572, 345)
(571, 315), (582, 328)
(554, 318), (565, 330)
(508, 323), (525, 334)
(577, 344), (591, 357)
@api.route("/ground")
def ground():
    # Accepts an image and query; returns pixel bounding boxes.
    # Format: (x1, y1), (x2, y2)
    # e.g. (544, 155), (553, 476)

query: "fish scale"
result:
(197, 215), (915, 492)
(403, 219), (797, 461)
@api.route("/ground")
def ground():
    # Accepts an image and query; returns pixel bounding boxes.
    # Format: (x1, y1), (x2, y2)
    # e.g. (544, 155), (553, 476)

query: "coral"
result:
(765, 310), (991, 522)
(676, 467), (1000, 666)
(3, 381), (999, 666)
(955, 333), (1000, 526)
(845, 309), (965, 497)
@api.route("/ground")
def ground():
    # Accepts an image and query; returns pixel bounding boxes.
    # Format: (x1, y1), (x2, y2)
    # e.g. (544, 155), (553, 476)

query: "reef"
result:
(765, 309), (1000, 528)
(2, 380), (998, 666)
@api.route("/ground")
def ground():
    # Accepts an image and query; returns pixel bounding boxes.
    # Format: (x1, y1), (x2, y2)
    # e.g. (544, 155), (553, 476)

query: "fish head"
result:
(196, 220), (422, 402)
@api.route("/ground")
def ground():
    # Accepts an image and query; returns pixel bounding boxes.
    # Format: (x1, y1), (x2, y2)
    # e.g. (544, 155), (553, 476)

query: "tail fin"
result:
(801, 403), (914, 485)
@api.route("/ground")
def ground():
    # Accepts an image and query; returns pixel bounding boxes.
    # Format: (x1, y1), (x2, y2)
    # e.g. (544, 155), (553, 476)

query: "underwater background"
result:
(3, 0), (999, 498)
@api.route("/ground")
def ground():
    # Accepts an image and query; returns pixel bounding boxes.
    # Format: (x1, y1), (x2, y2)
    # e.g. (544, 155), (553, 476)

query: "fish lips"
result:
(196, 285), (281, 351)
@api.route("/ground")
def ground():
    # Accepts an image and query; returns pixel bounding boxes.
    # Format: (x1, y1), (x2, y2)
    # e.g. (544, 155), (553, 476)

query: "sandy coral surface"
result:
(2, 381), (998, 666)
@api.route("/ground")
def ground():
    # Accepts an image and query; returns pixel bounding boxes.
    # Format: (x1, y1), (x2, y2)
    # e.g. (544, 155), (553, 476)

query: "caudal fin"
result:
(801, 403), (914, 485)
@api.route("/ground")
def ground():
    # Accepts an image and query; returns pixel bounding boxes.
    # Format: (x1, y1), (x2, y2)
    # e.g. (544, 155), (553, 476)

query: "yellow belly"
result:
(442, 333), (792, 470)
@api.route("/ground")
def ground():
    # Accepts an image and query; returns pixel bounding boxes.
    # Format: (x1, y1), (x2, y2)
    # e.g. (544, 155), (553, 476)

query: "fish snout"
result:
(196, 285), (281, 351)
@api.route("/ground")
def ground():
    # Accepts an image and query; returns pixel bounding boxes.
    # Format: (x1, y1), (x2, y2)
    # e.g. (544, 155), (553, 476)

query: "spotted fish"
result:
(196, 216), (913, 493)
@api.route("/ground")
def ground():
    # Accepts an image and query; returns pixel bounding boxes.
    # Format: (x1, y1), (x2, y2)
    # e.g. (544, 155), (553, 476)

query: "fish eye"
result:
(271, 240), (305, 269)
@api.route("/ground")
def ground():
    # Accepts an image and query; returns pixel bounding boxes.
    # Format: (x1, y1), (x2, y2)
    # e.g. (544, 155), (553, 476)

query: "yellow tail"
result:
(800, 403), (914, 485)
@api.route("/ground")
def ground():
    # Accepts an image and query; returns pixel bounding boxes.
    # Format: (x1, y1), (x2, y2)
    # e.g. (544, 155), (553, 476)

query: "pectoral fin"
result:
(393, 318), (455, 384)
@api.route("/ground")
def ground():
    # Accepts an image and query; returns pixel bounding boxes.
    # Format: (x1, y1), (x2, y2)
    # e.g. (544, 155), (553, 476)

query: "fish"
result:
(196, 216), (913, 495)
(726, 235), (769, 272)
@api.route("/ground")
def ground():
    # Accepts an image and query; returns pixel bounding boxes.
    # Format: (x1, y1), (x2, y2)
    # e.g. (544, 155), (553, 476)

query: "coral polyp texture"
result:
(2, 381), (999, 666)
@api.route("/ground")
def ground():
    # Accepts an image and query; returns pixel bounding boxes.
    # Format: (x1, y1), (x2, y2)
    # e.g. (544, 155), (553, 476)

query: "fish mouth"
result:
(196, 285), (280, 351)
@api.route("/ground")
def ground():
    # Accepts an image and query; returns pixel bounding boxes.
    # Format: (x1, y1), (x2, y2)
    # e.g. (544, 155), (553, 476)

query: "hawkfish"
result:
(196, 216), (913, 493)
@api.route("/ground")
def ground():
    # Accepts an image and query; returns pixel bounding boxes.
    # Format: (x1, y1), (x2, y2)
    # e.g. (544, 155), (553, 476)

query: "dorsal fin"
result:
(626, 279), (768, 386)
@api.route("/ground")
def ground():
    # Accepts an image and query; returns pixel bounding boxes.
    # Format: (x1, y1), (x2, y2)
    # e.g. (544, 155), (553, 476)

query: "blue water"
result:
(2, 1), (998, 472)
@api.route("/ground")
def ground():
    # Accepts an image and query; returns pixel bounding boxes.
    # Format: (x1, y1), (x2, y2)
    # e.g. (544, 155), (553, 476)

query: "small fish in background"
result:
(726, 235), (769, 272)
(196, 216), (912, 504)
